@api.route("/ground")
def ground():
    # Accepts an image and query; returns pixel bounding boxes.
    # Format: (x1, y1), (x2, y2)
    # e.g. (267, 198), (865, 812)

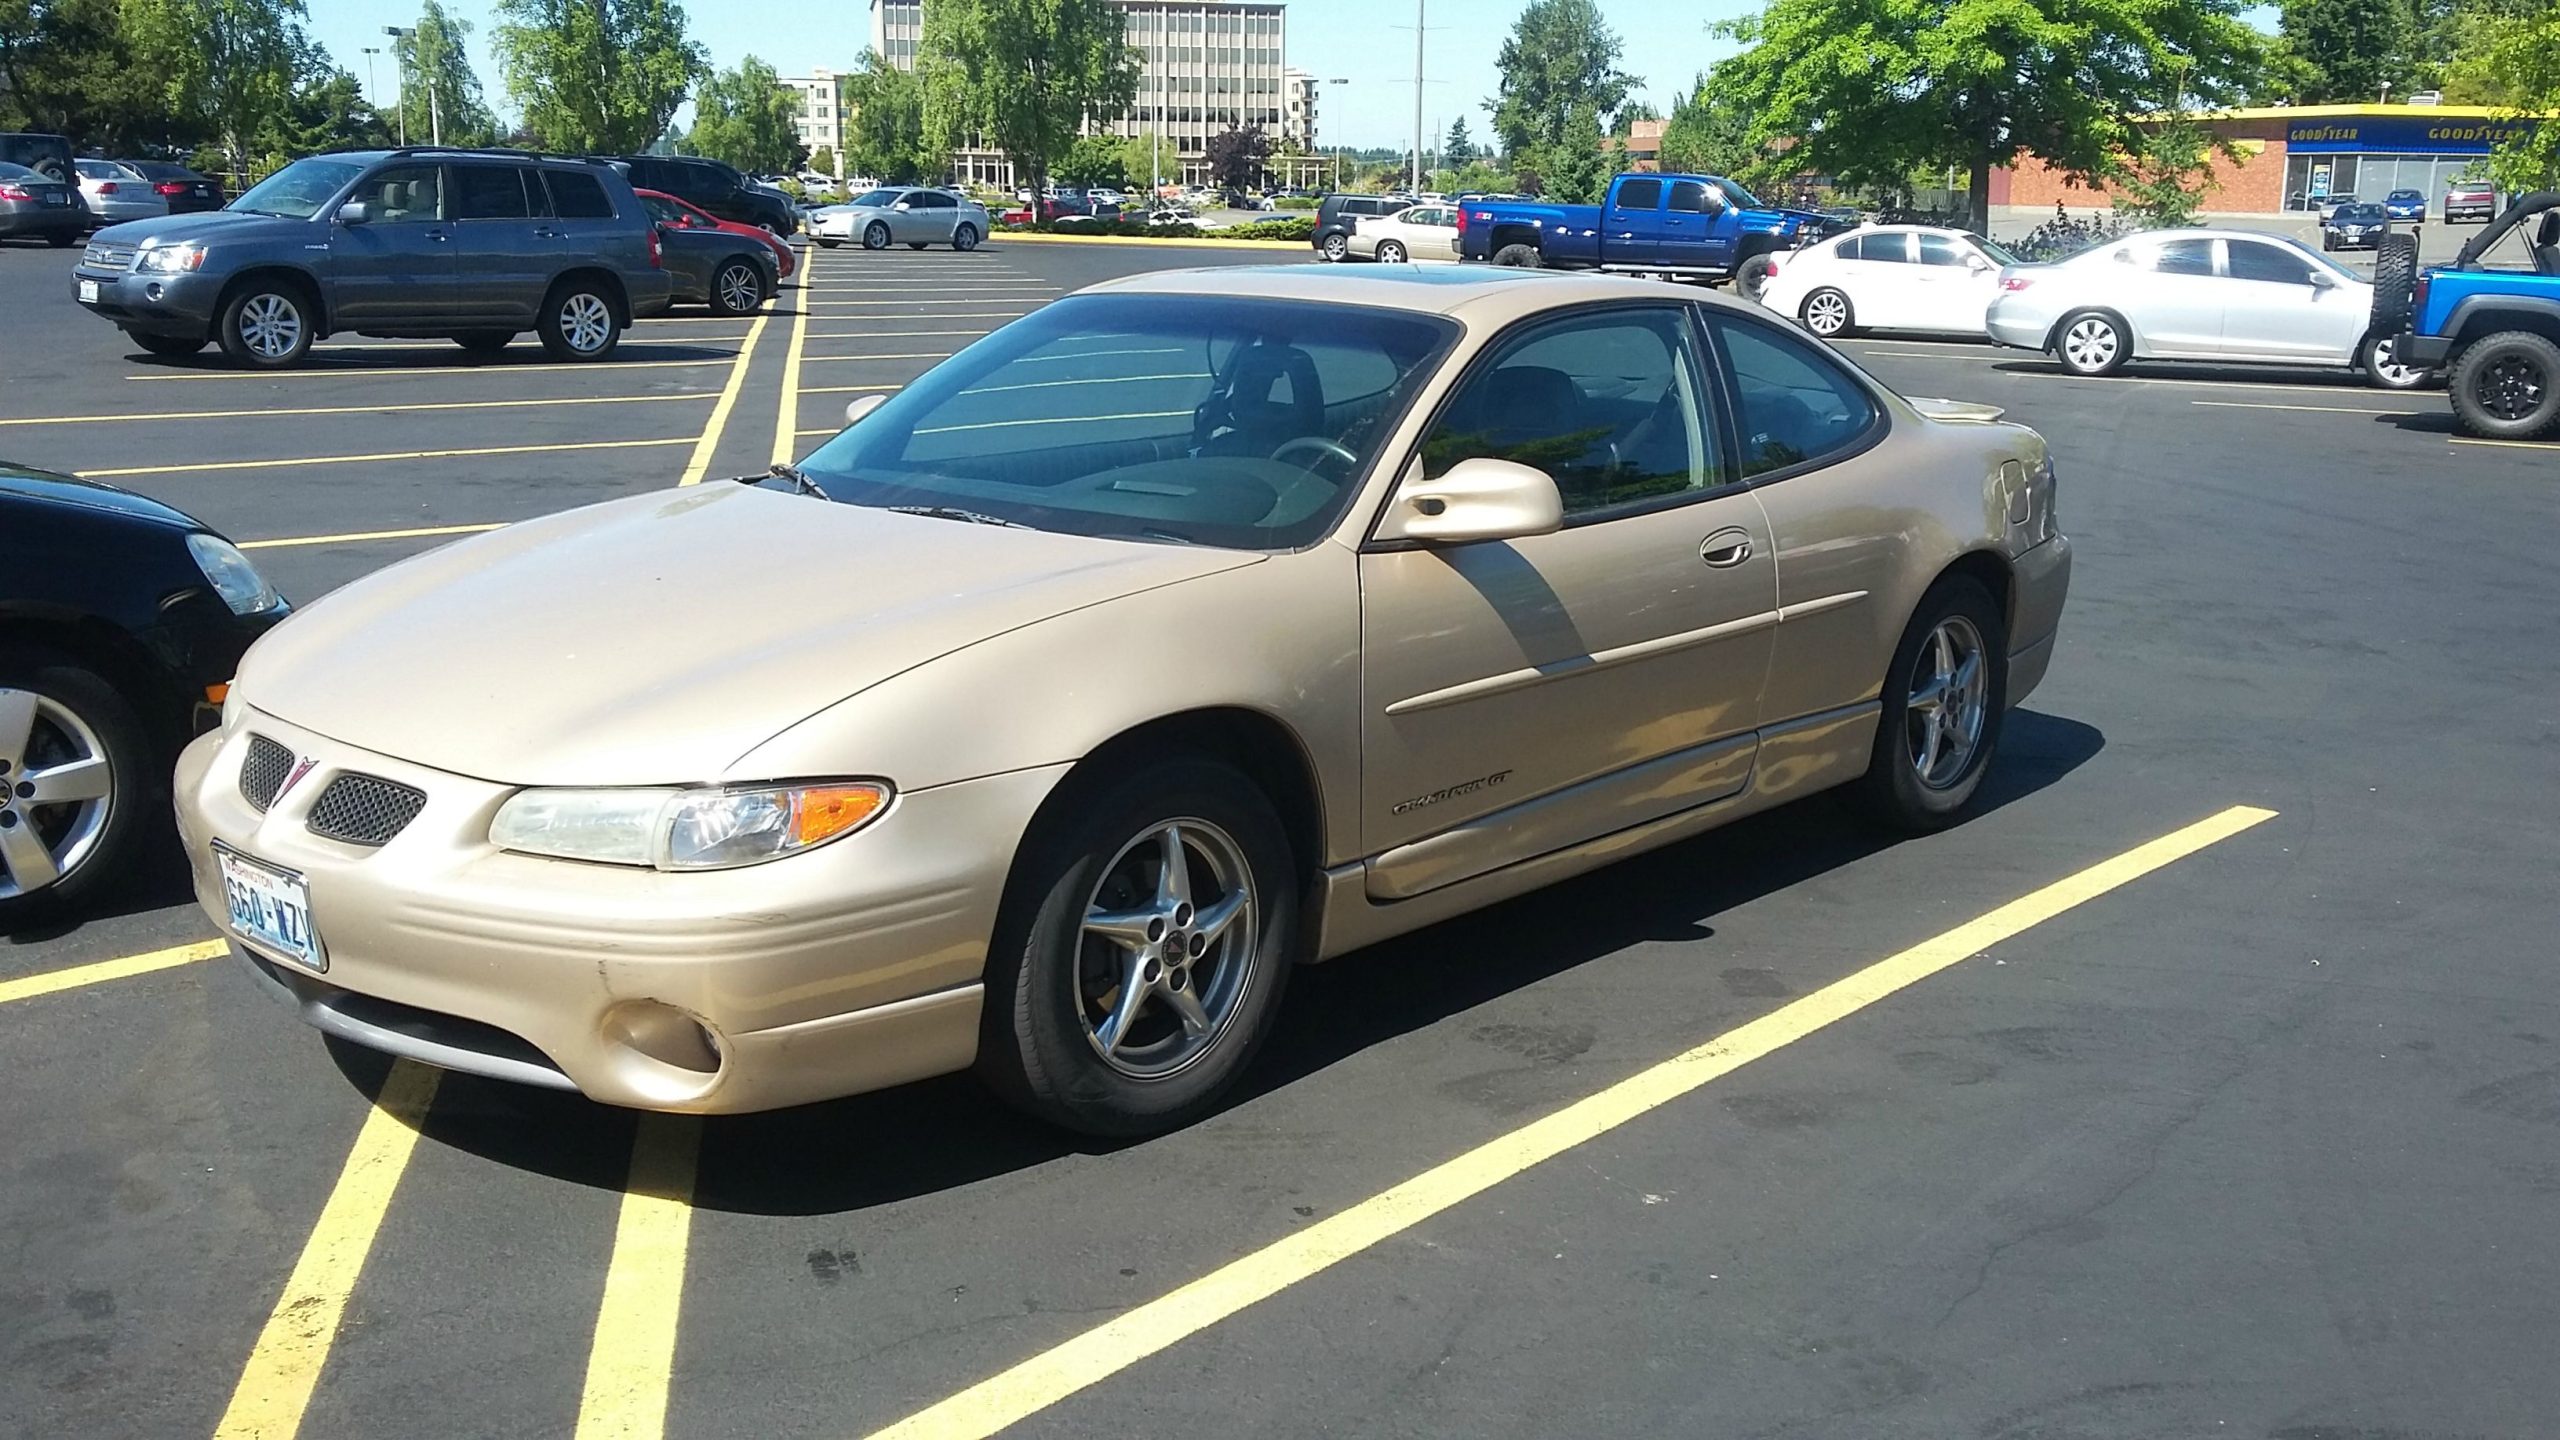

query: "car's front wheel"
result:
(217, 283), (314, 369)
(979, 759), (1296, 1137)
(709, 258), (766, 316)
(1852, 578), (2007, 833)
(537, 281), (619, 362)
(1800, 287), (1854, 337)
(2449, 330), (2560, 440)
(863, 221), (891, 250)
(2054, 311), (2129, 377)
(0, 651), (152, 923)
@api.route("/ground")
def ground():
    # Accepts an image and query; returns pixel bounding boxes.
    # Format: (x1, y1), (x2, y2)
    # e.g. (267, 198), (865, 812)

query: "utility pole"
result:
(1411, 0), (1424, 196)
(383, 26), (412, 147)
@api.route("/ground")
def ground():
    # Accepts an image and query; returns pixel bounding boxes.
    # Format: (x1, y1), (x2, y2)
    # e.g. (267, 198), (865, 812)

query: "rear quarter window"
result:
(544, 170), (616, 219)
(1705, 313), (1882, 479)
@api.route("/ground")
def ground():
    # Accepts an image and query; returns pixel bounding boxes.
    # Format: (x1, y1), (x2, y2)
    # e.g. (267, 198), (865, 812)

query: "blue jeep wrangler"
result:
(2377, 190), (2560, 441)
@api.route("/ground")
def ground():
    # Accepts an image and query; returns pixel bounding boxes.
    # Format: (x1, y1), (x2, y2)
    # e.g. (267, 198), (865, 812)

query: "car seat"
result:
(1199, 343), (1326, 457)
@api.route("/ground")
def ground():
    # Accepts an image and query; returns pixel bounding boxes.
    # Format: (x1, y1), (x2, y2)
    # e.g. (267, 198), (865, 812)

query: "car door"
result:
(1603, 177), (1665, 265)
(328, 163), (457, 326)
(1840, 230), (1914, 328)
(2217, 237), (2361, 363)
(1356, 304), (1778, 899)
(2121, 236), (2221, 356)
(1656, 179), (1719, 271)
(1909, 231), (1997, 332)
(444, 163), (553, 326)
(1414, 207), (1461, 260)
(908, 190), (958, 242)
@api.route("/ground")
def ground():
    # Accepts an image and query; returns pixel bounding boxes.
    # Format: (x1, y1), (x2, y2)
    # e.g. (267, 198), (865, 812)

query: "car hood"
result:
(0, 465), (201, 529)
(92, 209), (306, 248)
(239, 485), (1261, 785)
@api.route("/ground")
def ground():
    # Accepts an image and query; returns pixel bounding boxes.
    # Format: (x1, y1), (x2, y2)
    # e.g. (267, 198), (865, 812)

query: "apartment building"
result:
(780, 69), (850, 173)
(1283, 67), (1317, 152)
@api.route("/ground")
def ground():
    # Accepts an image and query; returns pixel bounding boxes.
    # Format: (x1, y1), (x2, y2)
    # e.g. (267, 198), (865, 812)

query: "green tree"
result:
(2278, 0), (2410, 103)
(1656, 74), (1776, 187)
(2468, 4), (2560, 189)
(492, 0), (708, 153)
(255, 33), (393, 159)
(390, 0), (499, 147)
(2113, 115), (2222, 225)
(1057, 132), (1130, 187)
(918, 0), (1138, 197)
(1488, 0), (1635, 160)
(808, 144), (835, 176)
(841, 49), (937, 182)
(1712, 0), (2267, 234)
(1443, 114), (1476, 165)
(689, 55), (805, 173)
(1611, 99), (1660, 137)
(126, 0), (305, 172)
(0, 0), (196, 153)
(1204, 122), (1271, 190)
(1518, 105), (1615, 203)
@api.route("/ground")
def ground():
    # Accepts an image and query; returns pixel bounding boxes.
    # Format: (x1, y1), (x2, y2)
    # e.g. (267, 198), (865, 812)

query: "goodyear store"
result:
(2276, 109), (2535, 213)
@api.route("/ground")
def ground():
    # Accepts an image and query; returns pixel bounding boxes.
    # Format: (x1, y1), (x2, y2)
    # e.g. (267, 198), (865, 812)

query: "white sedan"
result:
(1347, 203), (1460, 263)
(1984, 228), (2427, 389)
(1761, 225), (2017, 339)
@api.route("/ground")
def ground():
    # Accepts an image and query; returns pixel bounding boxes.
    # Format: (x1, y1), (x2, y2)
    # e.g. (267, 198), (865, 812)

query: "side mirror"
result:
(892, 200), (913, 212)
(1373, 457), (1565, 545)
(843, 392), (888, 426)
(334, 200), (371, 226)
(1966, 254), (1992, 274)
(2307, 268), (2338, 289)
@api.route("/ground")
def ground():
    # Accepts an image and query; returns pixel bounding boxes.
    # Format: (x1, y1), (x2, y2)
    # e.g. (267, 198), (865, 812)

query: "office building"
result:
(780, 69), (850, 173)
(1283, 66), (1317, 151)
(870, 0), (922, 70)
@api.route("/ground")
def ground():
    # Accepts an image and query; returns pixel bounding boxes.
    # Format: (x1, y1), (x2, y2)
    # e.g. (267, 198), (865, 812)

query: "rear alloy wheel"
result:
(0, 656), (149, 922)
(1320, 231), (1350, 262)
(1800, 287), (1854, 338)
(863, 221), (891, 250)
(979, 759), (1295, 1137)
(952, 223), (979, 252)
(128, 331), (206, 358)
(2448, 330), (2560, 441)
(218, 285), (312, 369)
(2361, 333), (2432, 391)
(1376, 239), (1408, 264)
(537, 283), (618, 362)
(1852, 578), (2007, 833)
(2055, 311), (2129, 377)
(709, 258), (766, 316)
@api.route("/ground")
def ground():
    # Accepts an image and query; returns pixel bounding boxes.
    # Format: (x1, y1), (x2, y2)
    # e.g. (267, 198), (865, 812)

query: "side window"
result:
(452, 165), (531, 220)
(1667, 180), (1710, 213)
(1915, 233), (1968, 267)
(2151, 238), (2214, 276)
(1611, 177), (1663, 211)
(913, 191), (952, 210)
(1421, 308), (1720, 517)
(637, 192), (681, 225)
(1708, 315), (1880, 478)
(2227, 240), (2316, 285)
(1853, 233), (1910, 263)
(348, 164), (442, 222)
(543, 170), (615, 219)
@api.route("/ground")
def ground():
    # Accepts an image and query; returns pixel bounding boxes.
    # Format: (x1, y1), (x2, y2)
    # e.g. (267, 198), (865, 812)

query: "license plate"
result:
(215, 842), (326, 973)
(78, 279), (98, 303)
(43, 192), (67, 206)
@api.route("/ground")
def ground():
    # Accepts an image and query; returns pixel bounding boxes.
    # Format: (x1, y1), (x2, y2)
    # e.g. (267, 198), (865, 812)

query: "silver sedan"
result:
(807, 187), (991, 251)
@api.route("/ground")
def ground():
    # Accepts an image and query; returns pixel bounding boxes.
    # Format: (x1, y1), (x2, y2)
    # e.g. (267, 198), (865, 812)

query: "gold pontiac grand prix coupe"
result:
(177, 266), (2070, 1136)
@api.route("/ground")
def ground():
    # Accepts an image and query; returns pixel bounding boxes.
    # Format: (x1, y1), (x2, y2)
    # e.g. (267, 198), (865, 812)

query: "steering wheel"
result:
(1270, 435), (1358, 472)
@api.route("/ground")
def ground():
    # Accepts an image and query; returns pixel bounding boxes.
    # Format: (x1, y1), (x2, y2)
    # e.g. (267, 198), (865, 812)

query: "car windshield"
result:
(794, 293), (1459, 550)
(2389, 191), (2422, 201)
(230, 157), (364, 218)
(1968, 234), (2020, 266)
(1713, 178), (1763, 210)
(2336, 205), (2385, 221)
(851, 189), (899, 207)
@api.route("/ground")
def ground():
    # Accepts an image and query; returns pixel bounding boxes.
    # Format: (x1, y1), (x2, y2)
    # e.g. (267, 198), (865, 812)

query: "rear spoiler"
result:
(1905, 396), (2007, 424)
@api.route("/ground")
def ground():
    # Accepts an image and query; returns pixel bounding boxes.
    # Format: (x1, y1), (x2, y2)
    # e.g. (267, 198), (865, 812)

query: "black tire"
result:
(2360, 332), (2432, 391)
(952, 223), (979, 252)
(215, 280), (314, 369)
(128, 331), (206, 358)
(863, 221), (891, 250)
(536, 279), (620, 362)
(453, 330), (514, 354)
(46, 229), (76, 248)
(2448, 330), (2560, 441)
(708, 257), (766, 316)
(2052, 309), (2130, 377)
(2320, 233), (2335, 252)
(0, 649), (157, 925)
(1492, 242), (1543, 268)
(906, 241), (928, 250)
(1376, 239), (1407, 264)
(816, 237), (842, 249)
(1319, 231), (1350, 262)
(1734, 252), (1772, 303)
(978, 759), (1298, 1137)
(1851, 577), (2008, 833)
(1799, 286), (1855, 338)
(2370, 233), (2419, 334)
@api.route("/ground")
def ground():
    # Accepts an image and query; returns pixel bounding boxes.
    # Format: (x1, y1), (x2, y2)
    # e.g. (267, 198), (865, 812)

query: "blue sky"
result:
(308, 0), (1761, 150)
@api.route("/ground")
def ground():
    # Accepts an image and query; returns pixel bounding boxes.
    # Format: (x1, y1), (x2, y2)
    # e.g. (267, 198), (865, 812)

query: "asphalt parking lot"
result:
(5, 233), (2557, 1440)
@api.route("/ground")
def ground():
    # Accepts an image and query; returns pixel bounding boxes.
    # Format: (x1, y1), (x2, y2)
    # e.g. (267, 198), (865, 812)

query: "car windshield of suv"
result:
(851, 189), (899, 207)
(230, 157), (364, 218)
(1713, 178), (1763, 210)
(794, 294), (1459, 550)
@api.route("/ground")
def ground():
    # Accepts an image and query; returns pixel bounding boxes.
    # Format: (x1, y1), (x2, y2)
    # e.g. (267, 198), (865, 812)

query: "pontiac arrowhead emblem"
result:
(276, 756), (320, 801)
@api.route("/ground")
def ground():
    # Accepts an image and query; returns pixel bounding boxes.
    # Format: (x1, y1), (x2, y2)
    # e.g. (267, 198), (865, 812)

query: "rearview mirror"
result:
(334, 201), (371, 226)
(844, 392), (888, 427)
(1372, 457), (1565, 545)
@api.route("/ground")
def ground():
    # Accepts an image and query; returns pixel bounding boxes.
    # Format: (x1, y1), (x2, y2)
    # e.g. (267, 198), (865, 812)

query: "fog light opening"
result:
(602, 1000), (725, 1078)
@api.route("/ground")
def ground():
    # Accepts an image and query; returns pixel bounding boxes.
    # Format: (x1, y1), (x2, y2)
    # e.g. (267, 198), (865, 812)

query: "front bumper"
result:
(175, 707), (1071, 1113)
(72, 264), (225, 337)
(2396, 333), (2454, 367)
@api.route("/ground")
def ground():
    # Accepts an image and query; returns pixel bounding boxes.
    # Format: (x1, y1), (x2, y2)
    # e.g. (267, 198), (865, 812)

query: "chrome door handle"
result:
(423, 229), (449, 243)
(1699, 528), (1754, 567)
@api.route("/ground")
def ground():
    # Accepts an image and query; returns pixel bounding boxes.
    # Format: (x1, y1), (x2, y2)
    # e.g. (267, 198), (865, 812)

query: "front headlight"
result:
(136, 241), (207, 273)
(186, 532), (280, 615)
(489, 782), (892, 870)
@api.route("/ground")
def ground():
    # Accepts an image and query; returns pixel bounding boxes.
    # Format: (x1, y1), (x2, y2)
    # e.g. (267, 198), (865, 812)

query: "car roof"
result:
(1082, 265), (1760, 325)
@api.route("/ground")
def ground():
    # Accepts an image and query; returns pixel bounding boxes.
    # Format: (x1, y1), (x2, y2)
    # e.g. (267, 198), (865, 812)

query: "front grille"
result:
(80, 242), (135, 271)
(239, 734), (293, 811)
(306, 773), (427, 846)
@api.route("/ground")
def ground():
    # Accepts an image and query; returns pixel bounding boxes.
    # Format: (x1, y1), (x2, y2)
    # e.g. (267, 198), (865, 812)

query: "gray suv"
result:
(71, 147), (675, 368)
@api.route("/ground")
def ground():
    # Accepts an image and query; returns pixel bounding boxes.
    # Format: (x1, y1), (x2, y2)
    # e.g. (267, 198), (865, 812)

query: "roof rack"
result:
(382, 146), (608, 165)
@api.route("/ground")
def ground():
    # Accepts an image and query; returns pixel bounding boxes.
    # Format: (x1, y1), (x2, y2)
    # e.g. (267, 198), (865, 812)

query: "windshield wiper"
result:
(757, 462), (831, 499)
(884, 504), (1026, 528)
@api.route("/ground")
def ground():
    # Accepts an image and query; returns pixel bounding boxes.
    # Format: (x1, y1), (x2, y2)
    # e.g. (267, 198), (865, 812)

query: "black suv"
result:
(71, 147), (675, 368)
(1312, 193), (1413, 263)
(606, 155), (795, 235)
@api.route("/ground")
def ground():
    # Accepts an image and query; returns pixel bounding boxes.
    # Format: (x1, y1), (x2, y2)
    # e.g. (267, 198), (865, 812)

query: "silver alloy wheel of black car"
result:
(2058, 313), (2126, 376)
(1904, 614), (1990, 790)
(1320, 231), (1349, 262)
(1801, 287), (1853, 336)
(234, 292), (302, 362)
(1075, 817), (1258, 1080)
(0, 687), (113, 902)
(714, 261), (763, 314)
(863, 221), (891, 250)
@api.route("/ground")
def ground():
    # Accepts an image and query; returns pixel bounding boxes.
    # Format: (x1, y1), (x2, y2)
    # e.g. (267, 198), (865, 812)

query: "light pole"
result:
(384, 27), (411, 146)
(386, 26), (441, 146)
(1411, 0), (1424, 197)
(362, 47), (380, 111)
(1326, 77), (1349, 192)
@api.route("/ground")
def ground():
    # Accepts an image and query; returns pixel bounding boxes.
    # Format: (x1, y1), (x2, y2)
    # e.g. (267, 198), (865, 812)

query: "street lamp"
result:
(362, 46), (381, 111)
(1327, 77), (1349, 192)
(384, 26), (441, 146)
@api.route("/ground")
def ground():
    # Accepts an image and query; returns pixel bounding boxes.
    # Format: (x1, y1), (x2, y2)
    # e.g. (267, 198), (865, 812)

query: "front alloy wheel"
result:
(1076, 820), (1257, 1079)
(0, 656), (152, 921)
(220, 288), (311, 368)
(863, 221), (891, 250)
(1852, 578), (2007, 832)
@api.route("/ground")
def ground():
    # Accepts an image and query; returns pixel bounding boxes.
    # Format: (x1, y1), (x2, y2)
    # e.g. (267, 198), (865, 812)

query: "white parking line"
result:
(807, 300), (1047, 308)
(804, 329), (991, 340)
(126, 357), (736, 382)
(805, 352), (956, 363)
(2190, 399), (2423, 416)
(0, 392), (719, 428)
(80, 435), (694, 479)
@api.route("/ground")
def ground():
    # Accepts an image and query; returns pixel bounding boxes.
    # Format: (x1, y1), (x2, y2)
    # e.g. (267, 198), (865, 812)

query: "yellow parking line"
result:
(810, 300), (1042, 308)
(213, 1060), (441, 1440)
(807, 352), (955, 364)
(2190, 399), (2419, 415)
(796, 427), (839, 437)
(773, 246), (817, 466)
(574, 1115), (702, 1440)
(676, 307), (773, 486)
(802, 384), (904, 396)
(0, 391), (721, 428)
(241, 523), (507, 550)
(811, 285), (1059, 293)
(0, 939), (226, 1007)
(126, 357), (735, 383)
(864, 804), (2279, 1440)
(80, 435), (694, 480)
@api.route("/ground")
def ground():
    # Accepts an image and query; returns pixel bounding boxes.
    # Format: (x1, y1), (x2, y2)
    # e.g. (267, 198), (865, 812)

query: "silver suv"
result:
(71, 147), (675, 368)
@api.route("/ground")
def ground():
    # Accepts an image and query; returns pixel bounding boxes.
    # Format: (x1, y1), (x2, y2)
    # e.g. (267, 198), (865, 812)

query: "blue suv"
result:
(2378, 190), (2560, 441)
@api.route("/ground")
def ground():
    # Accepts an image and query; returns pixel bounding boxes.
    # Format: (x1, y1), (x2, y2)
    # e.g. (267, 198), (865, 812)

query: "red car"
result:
(635, 188), (795, 278)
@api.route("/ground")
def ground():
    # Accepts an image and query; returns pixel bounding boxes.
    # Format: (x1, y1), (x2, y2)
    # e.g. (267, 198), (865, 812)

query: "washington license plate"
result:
(215, 842), (325, 973)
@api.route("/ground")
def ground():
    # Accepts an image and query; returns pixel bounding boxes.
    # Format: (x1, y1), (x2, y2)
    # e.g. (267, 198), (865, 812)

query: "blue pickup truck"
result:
(1455, 172), (1836, 298)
